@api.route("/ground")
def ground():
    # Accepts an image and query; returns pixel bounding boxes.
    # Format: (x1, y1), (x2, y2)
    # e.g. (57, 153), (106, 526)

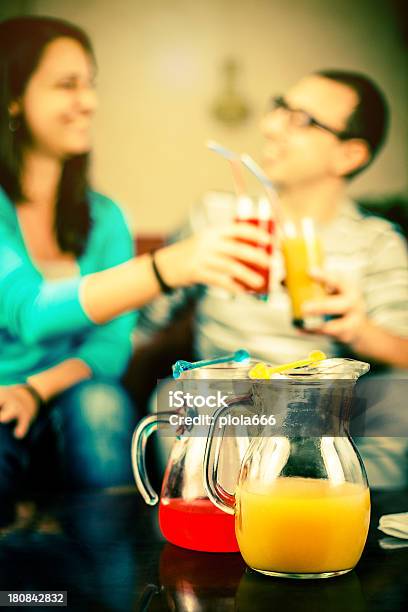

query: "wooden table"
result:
(0, 489), (407, 611)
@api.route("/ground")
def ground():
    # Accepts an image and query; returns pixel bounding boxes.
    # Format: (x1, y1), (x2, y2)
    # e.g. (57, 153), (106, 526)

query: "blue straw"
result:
(206, 139), (239, 161)
(172, 349), (250, 379)
(240, 154), (277, 192)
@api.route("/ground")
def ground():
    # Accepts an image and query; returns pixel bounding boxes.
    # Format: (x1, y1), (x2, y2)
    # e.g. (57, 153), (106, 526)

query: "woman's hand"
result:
(155, 222), (272, 292)
(301, 269), (368, 345)
(0, 385), (40, 438)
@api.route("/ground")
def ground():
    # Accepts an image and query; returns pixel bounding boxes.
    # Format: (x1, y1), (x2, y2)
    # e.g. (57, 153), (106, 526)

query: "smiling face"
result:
(12, 36), (97, 160)
(261, 75), (369, 188)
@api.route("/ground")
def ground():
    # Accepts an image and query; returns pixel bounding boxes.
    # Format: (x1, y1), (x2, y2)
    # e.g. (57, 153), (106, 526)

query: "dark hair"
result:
(0, 16), (95, 255)
(315, 69), (389, 179)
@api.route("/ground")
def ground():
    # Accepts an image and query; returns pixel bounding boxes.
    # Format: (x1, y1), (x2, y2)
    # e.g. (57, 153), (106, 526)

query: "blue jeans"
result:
(0, 380), (137, 512)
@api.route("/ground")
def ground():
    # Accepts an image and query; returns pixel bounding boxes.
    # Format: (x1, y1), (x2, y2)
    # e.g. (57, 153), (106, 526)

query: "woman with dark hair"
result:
(0, 16), (270, 523)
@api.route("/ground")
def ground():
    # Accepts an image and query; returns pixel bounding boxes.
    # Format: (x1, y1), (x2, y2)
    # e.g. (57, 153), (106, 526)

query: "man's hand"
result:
(0, 385), (40, 438)
(301, 269), (368, 345)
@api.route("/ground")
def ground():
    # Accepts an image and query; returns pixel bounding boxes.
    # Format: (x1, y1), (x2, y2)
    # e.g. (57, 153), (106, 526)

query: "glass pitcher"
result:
(204, 358), (371, 578)
(131, 362), (254, 552)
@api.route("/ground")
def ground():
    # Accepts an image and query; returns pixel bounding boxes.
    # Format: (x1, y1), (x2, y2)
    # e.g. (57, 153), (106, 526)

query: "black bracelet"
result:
(151, 251), (174, 295)
(23, 383), (46, 409)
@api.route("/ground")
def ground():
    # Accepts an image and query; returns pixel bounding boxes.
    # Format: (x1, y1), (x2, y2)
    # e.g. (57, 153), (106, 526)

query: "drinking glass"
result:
(281, 217), (325, 328)
(234, 194), (275, 297)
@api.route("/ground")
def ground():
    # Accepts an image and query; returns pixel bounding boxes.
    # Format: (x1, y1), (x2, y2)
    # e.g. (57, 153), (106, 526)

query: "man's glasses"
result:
(268, 95), (349, 139)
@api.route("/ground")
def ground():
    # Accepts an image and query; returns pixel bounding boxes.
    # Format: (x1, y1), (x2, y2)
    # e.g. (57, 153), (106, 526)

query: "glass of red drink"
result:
(234, 195), (275, 297)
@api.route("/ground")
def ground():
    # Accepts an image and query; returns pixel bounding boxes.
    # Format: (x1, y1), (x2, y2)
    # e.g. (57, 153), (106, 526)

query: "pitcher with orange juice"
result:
(204, 358), (371, 579)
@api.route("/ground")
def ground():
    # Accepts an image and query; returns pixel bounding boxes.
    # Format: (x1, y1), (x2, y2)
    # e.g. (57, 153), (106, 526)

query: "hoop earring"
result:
(8, 116), (21, 132)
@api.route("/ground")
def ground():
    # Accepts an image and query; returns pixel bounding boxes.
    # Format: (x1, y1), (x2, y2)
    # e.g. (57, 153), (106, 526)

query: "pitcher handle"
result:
(204, 394), (252, 516)
(131, 411), (174, 505)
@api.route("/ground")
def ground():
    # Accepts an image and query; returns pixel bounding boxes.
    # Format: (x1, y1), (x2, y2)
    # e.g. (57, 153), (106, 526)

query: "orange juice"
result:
(281, 219), (325, 328)
(235, 477), (370, 575)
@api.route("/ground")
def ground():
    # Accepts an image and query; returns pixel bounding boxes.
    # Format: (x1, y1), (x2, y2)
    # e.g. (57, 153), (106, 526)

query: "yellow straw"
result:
(249, 350), (327, 379)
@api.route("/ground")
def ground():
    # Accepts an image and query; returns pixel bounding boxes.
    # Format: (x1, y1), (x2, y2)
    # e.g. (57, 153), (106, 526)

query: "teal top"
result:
(0, 187), (137, 385)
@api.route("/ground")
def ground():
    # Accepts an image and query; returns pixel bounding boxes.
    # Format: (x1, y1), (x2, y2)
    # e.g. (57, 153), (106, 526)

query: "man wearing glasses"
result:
(137, 70), (408, 488)
(259, 70), (408, 365)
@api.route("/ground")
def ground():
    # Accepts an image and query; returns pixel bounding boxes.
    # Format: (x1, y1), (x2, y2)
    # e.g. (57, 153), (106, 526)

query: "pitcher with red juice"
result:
(234, 195), (275, 296)
(132, 360), (254, 552)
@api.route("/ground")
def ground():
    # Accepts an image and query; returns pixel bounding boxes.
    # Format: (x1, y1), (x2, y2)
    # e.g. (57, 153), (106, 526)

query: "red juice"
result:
(235, 217), (275, 294)
(159, 497), (239, 552)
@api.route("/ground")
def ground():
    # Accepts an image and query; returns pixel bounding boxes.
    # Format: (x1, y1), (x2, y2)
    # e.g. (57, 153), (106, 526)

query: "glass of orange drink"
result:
(281, 217), (326, 329)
